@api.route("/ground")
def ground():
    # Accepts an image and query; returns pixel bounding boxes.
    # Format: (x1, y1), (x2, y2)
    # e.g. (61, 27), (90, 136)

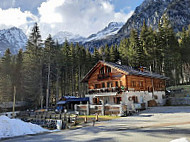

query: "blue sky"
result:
(0, 0), (144, 38)
(112, 0), (144, 13)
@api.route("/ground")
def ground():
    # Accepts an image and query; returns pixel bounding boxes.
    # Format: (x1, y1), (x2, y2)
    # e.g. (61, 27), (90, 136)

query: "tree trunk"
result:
(71, 66), (74, 96)
(40, 66), (43, 109)
(46, 62), (50, 109)
(78, 65), (81, 97)
(56, 70), (59, 103)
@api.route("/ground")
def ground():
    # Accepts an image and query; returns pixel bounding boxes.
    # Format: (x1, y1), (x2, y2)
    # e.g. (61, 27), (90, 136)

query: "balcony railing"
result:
(88, 87), (122, 94)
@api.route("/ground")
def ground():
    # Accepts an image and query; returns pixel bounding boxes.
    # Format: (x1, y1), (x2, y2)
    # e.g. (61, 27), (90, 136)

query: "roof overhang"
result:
(81, 60), (128, 82)
(81, 60), (168, 82)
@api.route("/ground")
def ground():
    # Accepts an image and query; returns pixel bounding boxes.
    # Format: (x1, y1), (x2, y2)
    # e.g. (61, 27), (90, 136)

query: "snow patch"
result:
(53, 31), (85, 44)
(84, 22), (124, 42)
(0, 115), (49, 139)
(170, 138), (189, 142)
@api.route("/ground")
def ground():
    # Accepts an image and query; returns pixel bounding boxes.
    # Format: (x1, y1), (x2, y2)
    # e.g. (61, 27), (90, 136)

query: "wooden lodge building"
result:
(80, 61), (168, 115)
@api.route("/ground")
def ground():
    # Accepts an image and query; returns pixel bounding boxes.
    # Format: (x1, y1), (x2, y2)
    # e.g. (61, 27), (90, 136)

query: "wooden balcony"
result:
(88, 87), (122, 94)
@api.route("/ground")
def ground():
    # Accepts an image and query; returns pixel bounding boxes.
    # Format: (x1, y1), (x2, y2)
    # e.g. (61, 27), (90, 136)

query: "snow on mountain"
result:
(53, 31), (85, 44)
(84, 0), (190, 49)
(84, 22), (124, 42)
(0, 27), (27, 55)
(52, 22), (124, 44)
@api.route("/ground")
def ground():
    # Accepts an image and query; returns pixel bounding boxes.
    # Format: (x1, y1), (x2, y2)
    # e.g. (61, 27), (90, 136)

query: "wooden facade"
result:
(82, 61), (167, 93)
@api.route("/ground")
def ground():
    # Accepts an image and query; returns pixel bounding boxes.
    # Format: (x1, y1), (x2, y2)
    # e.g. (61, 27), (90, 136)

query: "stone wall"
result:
(168, 97), (190, 105)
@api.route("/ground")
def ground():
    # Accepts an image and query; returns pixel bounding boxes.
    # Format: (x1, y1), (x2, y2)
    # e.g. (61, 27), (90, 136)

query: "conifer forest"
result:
(1, 17), (190, 109)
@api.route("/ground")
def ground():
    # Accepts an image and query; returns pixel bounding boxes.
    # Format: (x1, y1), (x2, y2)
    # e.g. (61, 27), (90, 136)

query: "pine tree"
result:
(23, 23), (43, 108)
(128, 29), (139, 67)
(92, 47), (100, 64)
(180, 27), (190, 83)
(0, 49), (13, 103)
(157, 15), (180, 85)
(110, 45), (116, 62)
(15, 49), (24, 101)
(44, 35), (56, 108)
(104, 44), (110, 62)
(118, 38), (130, 65)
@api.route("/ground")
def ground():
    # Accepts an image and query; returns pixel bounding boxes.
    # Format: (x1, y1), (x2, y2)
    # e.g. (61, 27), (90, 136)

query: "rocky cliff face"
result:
(118, 0), (190, 37)
(85, 0), (190, 49)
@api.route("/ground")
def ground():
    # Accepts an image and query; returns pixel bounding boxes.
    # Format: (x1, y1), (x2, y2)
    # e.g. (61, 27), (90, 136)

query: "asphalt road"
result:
(2, 106), (190, 142)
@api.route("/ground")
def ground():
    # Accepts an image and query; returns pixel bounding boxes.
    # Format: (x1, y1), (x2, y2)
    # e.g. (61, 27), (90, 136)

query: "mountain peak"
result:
(118, 0), (190, 36)
(107, 22), (123, 28)
(53, 31), (85, 44)
(0, 27), (27, 55)
(84, 22), (124, 43)
(52, 22), (124, 44)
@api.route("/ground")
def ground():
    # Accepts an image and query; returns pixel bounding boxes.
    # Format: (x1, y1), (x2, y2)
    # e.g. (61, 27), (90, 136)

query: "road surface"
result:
(3, 106), (190, 142)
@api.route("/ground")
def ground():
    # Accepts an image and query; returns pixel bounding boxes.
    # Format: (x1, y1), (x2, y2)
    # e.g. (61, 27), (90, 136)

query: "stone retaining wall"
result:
(168, 97), (190, 105)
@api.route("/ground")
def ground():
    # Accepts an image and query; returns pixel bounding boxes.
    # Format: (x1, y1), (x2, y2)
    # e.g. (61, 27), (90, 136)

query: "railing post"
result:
(101, 100), (105, 115)
(95, 113), (99, 121)
(84, 115), (87, 123)
(87, 101), (90, 115)
(119, 101), (123, 116)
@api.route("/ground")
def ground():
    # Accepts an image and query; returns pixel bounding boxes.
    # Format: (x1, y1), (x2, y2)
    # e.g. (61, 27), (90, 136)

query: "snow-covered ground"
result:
(171, 138), (189, 142)
(0, 116), (49, 139)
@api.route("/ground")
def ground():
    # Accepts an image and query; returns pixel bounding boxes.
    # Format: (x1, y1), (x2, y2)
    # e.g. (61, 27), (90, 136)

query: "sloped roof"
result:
(57, 97), (89, 105)
(81, 60), (168, 82)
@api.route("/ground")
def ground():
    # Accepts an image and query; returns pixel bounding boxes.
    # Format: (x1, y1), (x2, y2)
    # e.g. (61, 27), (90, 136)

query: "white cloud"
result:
(0, 8), (38, 34)
(0, 0), (133, 39)
(37, 0), (133, 39)
(38, 0), (64, 24)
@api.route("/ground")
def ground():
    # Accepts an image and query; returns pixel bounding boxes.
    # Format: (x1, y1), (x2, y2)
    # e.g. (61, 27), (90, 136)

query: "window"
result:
(120, 81), (122, 86)
(154, 95), (158, 99)
(160, 82), (162, 88)
(139, 81), (143, 87)
(132, 96), (138, 103)
(95, 84), (100, 89)
(107, 82), (110, 88)
(100, 67), (104, 74)
(115, 81), (118, 87)
(102, 82), (105, 88)
(131, 81), (136, 87)
(93, 98), (99, 104)
(107, 82), (113, 88)
(114, 97), (122, 104)
(106, 66), (111, 73)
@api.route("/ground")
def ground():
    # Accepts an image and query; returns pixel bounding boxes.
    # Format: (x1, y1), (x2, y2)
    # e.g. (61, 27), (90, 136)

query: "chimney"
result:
(116, 60), (121, 65)
(139, 66), (146, 72)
